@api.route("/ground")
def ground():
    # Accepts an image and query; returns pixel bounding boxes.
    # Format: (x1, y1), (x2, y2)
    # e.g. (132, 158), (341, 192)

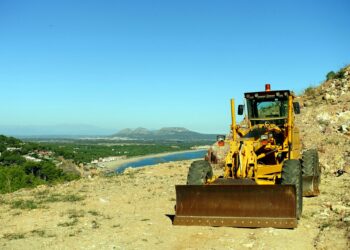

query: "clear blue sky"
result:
(1, 0), (349, 135)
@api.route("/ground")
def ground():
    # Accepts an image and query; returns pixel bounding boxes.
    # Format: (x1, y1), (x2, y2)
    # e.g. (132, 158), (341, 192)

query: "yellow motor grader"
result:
(174, 84), (320, 228)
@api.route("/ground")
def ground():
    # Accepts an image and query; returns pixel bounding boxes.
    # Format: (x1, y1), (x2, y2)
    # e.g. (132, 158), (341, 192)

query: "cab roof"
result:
(244, 90), (291, 99)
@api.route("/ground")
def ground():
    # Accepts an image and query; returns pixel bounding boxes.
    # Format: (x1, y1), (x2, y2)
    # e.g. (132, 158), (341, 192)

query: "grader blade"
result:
(174, 185), (297, 228)
(302, 176), (320, 197)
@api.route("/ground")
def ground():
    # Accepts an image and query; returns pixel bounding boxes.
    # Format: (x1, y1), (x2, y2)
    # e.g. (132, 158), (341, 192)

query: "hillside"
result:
(111, 127), (217, 141)
(297, 65), (350, 174)
(0, 66), (349, 249)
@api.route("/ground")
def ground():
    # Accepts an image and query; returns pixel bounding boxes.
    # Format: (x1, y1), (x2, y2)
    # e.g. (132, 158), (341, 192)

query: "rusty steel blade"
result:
(173, 185), (297, 228)
(302, 176), (320, 197)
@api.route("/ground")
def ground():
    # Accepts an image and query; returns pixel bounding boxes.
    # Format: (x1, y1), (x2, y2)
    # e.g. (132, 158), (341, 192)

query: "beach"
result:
(97, 149), (207, 172)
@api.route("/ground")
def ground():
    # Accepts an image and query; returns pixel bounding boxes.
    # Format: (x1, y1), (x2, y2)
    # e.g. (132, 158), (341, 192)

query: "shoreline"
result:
(98, 149), (207, 172)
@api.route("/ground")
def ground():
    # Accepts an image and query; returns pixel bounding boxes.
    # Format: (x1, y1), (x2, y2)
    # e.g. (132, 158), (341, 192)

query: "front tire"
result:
(282, 160), (303, 219)
(187, 160), (213, 185)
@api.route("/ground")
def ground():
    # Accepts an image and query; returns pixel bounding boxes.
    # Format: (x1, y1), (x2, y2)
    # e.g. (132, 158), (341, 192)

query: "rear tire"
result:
(282, 160), (303, 219)
(302, 149), (321, 196)
(187, 160), (213, 185)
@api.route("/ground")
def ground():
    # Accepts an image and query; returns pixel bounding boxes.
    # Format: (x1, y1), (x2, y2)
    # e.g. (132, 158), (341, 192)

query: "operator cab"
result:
(244, 89), (290, 126)
(238, 84), (300, 127)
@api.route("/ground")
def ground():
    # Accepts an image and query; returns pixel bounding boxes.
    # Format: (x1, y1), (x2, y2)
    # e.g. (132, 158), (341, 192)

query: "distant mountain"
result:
(111, 127), (216, 141)
(0, 124), (115, 137)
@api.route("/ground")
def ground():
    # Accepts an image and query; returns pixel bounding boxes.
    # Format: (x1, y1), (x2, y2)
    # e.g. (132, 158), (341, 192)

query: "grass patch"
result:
(67, 209), (85, 219)
(35, 189), (50, 197)
(68, 229), (82, 237)
(40, 193), (85, 203)
(88, 210), (100, 216)
(62, 194), (84, 202)
(3, 233), (25, 240)
(11, 211), (22, 216)
(10, 199), (38, 210)
(40, 193), (62, 203)
(8, 193), (85, 210)
(57, 218), (78, 227)
(30, 229), (46, 237)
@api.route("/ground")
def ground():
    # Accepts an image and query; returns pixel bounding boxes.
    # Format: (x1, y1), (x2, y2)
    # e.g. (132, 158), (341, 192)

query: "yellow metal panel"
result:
(231, 99), (237, 141)
(256, 164), (282, 176)
(291, 127), (301, 159)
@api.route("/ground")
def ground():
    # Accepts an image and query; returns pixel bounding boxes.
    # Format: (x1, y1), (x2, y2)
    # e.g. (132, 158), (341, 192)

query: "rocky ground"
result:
(0, 65), (349, 249)
(0, 159), (349, 250)
(297, 65), (350, 175)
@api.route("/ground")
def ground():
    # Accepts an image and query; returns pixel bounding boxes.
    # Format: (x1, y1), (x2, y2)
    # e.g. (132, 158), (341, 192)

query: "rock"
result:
(324, 93), (331, 100)
(343, 217), (350, 222)
(323, 93), (336, 102)
(316, 112), (332, 125)
(99, 198), (108, 203)
(319, 210), (330, 219)
(243, 242), (254, 248)
(339, 125), (348, 133)
(304, 100), (312, 107)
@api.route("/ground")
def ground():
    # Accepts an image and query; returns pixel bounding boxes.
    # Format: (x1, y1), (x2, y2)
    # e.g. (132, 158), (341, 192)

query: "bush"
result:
(335, 69), (345, 79)
(326, 69), (345, 81)
(0, 135), (80, 194)
(0, 162), (79, 194)
(0, 166), (41, 193)
(304, 86), (316, 96)
(326, 71), (336, 80)
(23, 161), (79, 183)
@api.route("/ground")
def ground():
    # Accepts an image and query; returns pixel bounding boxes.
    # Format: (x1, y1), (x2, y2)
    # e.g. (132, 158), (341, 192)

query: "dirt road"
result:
(0, 160), (349, 250)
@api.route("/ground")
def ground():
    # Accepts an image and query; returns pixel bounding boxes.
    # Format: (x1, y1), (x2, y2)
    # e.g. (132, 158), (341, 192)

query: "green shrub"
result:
(326, 71), (336, 80)
(0, 163), (79, 194)
(335, 69), (345, 79)
(326, 69), (345, 81)
(0, 166), (41, 193)
(23, 161), (79, 183)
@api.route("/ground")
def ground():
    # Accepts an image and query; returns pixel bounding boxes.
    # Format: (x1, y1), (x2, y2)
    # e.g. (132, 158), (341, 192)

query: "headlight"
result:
(260, 134), (268, 140)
